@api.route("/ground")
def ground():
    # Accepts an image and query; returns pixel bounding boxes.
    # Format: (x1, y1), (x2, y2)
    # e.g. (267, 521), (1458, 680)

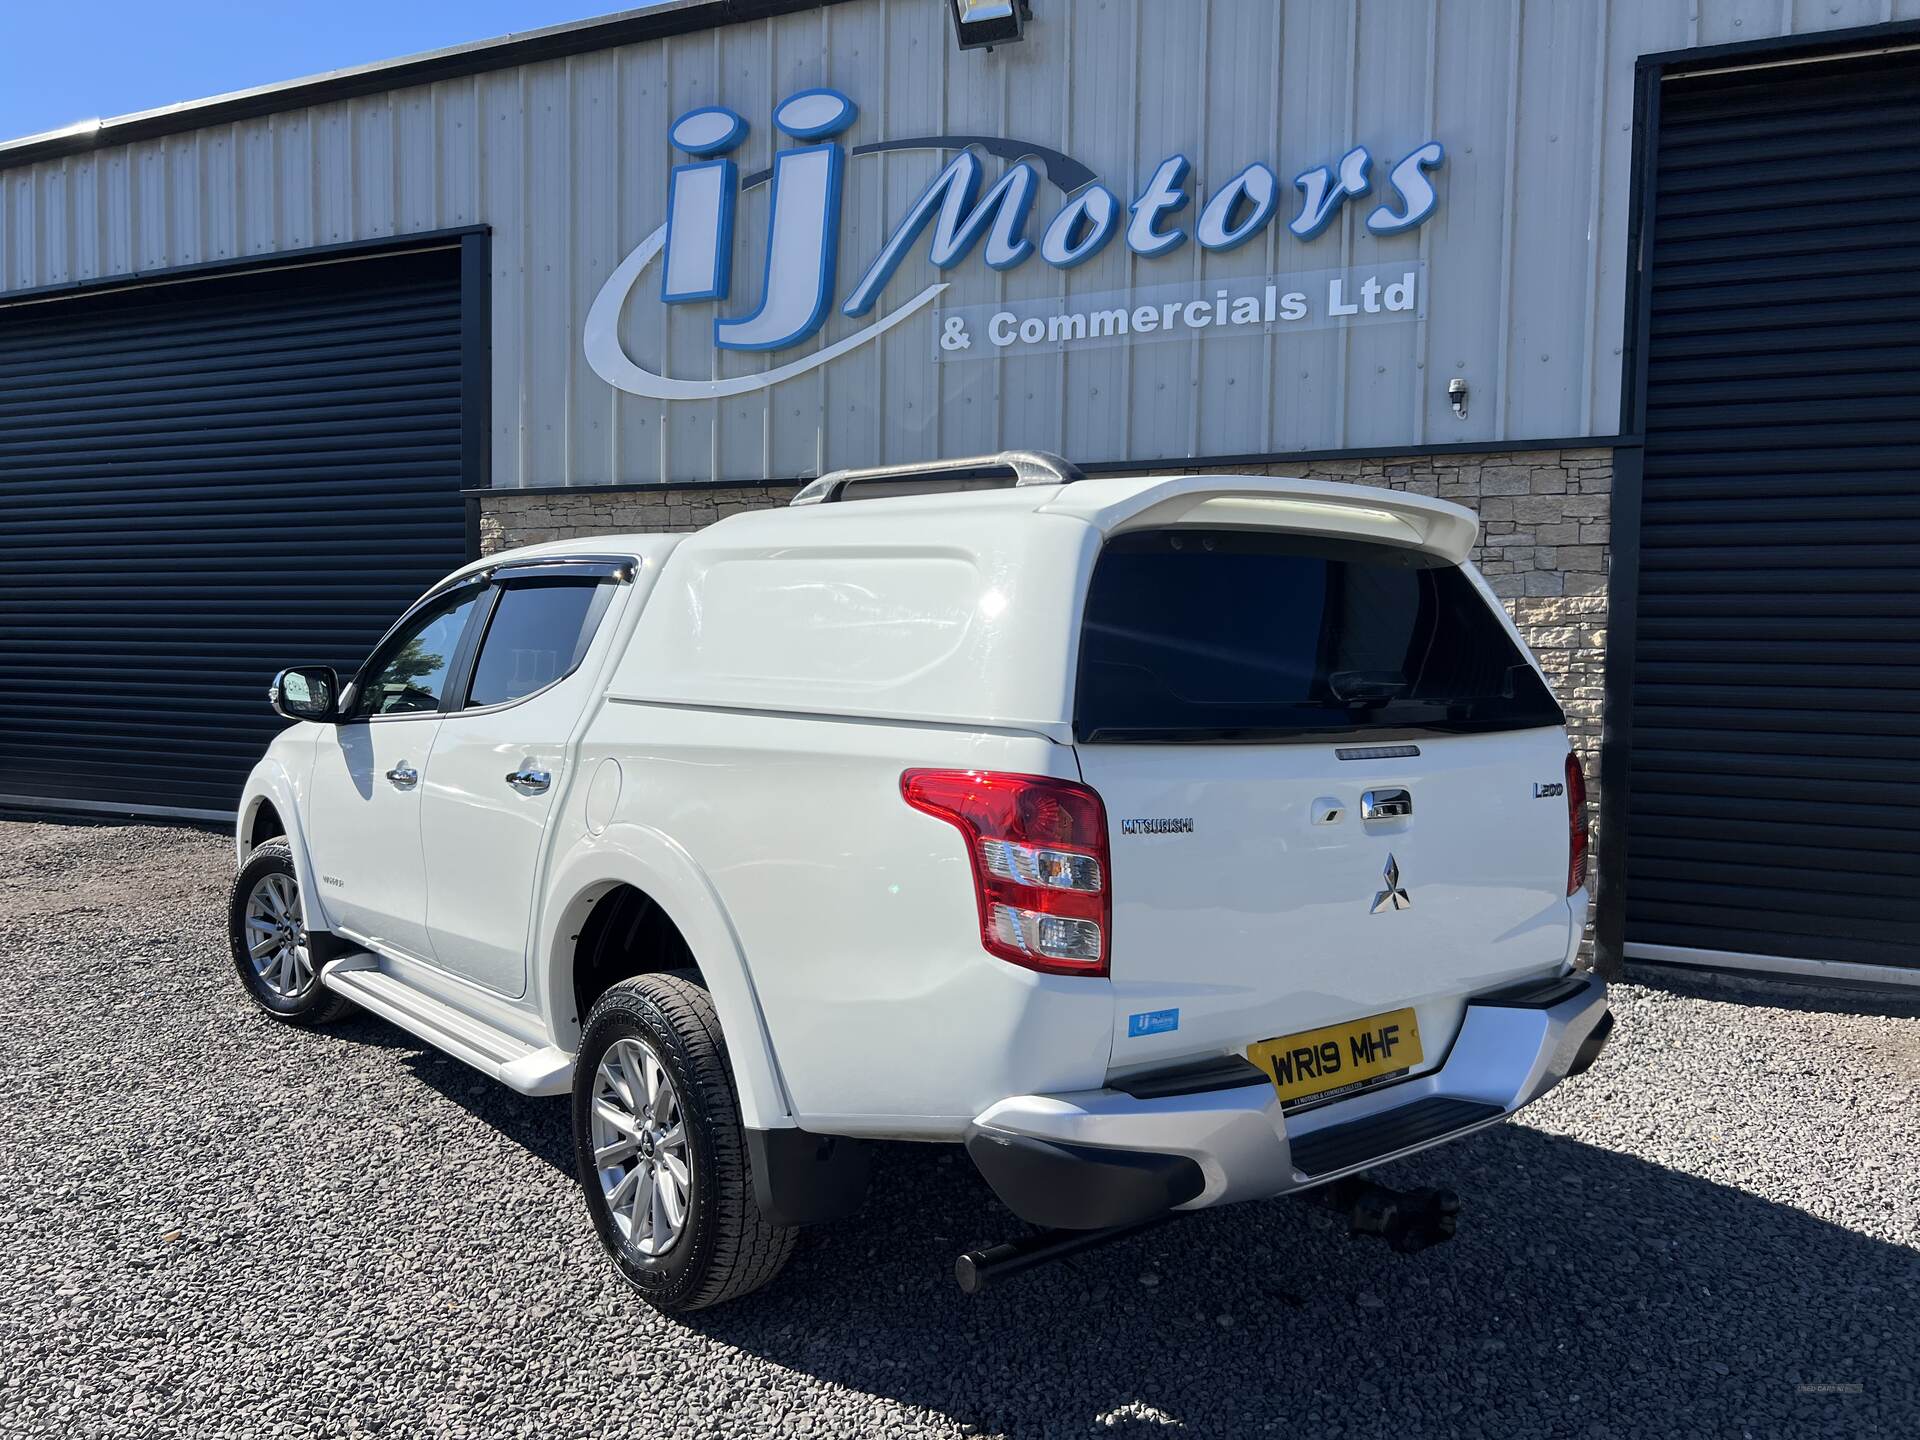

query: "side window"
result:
(464, 580), (605, 708)
(352, 588), (480, 718)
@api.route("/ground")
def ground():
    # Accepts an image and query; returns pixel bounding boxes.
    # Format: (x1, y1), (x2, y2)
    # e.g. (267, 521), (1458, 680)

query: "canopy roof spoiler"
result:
(790, 450), (1082, 506)
(1039, 474), (1481, 565)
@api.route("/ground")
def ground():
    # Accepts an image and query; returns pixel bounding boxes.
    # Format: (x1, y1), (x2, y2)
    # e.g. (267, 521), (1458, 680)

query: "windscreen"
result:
(1074, 529), (1564, 743)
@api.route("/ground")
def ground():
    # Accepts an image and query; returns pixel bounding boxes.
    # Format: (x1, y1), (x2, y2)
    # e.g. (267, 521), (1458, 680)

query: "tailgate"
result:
(1081, 729), (1577, 1069)
(1068, 521), (1577, 1076)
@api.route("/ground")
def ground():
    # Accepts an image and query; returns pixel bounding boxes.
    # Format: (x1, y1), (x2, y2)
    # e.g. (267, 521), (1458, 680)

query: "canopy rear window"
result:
(1074, 529), (1563, 743)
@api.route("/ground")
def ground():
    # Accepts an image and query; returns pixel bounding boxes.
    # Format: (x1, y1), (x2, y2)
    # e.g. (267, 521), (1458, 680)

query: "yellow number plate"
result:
(1247, 1007), (1424, 1107)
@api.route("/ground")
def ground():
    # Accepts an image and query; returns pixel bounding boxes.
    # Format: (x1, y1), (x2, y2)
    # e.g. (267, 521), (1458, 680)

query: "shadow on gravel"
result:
(329, 1012), (576, 1174)
(694, 1128), (1917, 1437)
(326, 1010), (1917, 1436)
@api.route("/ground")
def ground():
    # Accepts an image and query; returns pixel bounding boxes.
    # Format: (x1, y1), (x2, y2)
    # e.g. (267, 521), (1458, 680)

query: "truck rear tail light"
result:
(1566, 751), (1590, 896)
(989, 905), (1104, 963)
(901, 769), (1111, 976)
(979, 839), (1103, 892)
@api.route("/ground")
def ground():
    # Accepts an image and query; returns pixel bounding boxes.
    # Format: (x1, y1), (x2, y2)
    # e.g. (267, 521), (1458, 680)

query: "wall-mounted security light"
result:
(947, 0), (1030, 51)
(1447, 376), (1469, 420)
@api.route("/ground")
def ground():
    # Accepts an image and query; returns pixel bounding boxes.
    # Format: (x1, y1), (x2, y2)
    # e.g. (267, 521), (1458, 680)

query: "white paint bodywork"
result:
(240, 473), (1601, 1203)
(304, 712), (444, 960)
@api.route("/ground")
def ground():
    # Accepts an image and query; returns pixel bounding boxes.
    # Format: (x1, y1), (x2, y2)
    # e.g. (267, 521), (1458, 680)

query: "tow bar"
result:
(954, 1175), (1460, 1293)
(1315, 1174), (1461, 1254)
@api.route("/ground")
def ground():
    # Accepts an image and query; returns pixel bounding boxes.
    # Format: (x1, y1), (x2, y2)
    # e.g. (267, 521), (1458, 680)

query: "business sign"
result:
(932, 265), (1425, 362)
(585, 89), (1443, 401)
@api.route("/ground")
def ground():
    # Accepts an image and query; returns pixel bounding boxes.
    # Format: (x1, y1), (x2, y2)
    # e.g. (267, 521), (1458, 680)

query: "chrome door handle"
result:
(1361, 788), (1412, 820)
(385, 764), (418, 789)
(505, 768), (551, 794)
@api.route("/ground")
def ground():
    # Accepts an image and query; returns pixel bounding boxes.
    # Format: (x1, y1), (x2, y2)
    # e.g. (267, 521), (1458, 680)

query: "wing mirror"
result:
(270, 665), (342, 722)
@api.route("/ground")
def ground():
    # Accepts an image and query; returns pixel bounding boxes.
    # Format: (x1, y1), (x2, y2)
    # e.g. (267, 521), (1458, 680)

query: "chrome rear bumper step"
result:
(1289, 1096), (1503, 1177)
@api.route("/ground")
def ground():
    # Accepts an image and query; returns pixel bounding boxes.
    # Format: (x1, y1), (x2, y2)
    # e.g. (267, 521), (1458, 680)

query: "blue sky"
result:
(0, 2), (647, 143)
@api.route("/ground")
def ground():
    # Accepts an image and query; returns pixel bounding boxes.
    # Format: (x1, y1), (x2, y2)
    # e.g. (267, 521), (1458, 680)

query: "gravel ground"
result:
(1, 819), (1916, 1440)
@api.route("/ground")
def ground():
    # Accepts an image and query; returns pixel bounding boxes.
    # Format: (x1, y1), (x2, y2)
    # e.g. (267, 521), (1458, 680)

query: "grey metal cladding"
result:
(1, 0), (1914, 485)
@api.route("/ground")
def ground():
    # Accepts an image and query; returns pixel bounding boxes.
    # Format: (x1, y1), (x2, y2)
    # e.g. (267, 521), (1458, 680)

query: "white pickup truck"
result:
(232, 451), (1611, 1312)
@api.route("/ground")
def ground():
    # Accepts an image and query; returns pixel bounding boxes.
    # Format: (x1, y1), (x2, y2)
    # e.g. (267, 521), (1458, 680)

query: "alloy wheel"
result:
(590, 1037), (692, 1256)
(243, 872), (314, 1001)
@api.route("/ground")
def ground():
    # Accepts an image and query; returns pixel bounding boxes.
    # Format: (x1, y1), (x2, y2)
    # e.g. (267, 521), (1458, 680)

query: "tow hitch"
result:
(1316, 1174), (1461, 1254)
(955, 1175), (1460, 1293)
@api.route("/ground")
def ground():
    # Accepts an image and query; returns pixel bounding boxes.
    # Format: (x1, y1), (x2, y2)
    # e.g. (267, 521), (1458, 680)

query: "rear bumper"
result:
(967, 971), (1610, 1230)
(964, 1131), (1205, 1230)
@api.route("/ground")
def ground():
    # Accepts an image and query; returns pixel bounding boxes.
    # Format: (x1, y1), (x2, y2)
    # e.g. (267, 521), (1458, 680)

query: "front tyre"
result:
(572, 972), (796, 1312)
(227, 840), (350, 1025)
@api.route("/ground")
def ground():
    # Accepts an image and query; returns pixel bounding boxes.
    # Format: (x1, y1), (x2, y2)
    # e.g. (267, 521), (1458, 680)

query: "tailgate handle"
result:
(1361, 788), (1412, 820)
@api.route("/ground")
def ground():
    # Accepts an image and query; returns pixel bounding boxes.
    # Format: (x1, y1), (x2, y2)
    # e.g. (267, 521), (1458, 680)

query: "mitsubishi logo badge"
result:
(1371, 853), (1411, 913)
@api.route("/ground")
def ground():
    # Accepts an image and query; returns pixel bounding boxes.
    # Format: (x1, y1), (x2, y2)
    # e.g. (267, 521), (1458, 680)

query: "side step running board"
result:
(321, 958), (573, 1097)
(1289, 1097), (1504, 1177)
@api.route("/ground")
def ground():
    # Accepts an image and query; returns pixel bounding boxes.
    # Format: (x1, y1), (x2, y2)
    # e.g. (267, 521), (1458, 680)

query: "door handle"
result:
(385, 764), (418, 789)
(505, 768), (551, 795)
(1361, 788), (1412, 820)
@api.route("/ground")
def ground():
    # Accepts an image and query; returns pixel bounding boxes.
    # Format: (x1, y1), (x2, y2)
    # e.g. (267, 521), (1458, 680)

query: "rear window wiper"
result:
(1327, 670), (1409, 707)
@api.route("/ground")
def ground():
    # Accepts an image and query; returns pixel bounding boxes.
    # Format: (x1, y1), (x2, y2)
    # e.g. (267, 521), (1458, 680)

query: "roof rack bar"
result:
(789, 450), (1082, 506)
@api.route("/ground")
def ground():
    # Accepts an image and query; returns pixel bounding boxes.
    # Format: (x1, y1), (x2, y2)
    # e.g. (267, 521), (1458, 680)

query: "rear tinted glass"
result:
(1075, 529), (1563, 743)
(466, 580), (603, 708)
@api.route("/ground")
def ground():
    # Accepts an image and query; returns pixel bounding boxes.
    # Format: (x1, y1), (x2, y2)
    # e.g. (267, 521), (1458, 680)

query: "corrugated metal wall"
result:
(2, 0), (1916, 485)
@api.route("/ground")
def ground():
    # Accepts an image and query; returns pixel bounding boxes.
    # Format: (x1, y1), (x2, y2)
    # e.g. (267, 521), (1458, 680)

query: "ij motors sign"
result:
(584, 89), (1443, 401)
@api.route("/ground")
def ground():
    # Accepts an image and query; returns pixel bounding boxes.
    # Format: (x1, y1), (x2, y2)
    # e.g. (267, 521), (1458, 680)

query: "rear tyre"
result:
(227, 840), (351, 1026)
(572, 972), (797, 1312)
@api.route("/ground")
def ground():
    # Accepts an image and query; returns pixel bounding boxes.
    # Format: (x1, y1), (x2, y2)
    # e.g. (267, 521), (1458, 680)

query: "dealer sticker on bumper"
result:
(1247, 1007), (1423, 1107)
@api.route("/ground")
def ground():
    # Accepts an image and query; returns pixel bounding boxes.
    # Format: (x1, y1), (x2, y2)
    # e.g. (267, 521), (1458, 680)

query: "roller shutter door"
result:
(1625, 49), (1920, 973)
(0, 245), (471, 818)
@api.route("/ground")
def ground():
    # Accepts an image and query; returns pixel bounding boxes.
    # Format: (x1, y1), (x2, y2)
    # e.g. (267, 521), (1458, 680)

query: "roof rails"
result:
(789, 450), (1083, 506)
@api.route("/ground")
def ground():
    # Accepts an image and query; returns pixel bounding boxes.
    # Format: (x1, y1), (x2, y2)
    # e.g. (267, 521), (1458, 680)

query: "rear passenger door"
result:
(417, 563), (624, 997)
